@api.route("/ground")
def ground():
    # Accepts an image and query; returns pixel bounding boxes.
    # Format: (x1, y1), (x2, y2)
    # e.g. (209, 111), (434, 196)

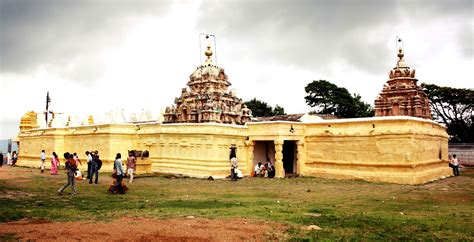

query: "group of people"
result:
(0, 151), (18, 167)
(229, 156), (276, 180)
(85, 151), (102, 184)
(52, 149), (136, 195)
(253, 161), (275, 178)
(46, 151), (81, 176)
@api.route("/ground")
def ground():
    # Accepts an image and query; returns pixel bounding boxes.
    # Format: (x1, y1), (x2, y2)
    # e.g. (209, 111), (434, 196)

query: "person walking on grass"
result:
(57, 153), (78, 195)
(51, 152), (60, 175)
(127, 151), (136, 183)
(40, 150), (46, 173)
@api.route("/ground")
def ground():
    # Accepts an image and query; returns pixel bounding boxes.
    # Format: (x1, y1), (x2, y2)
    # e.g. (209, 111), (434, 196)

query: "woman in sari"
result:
(51, 152), (60, 175)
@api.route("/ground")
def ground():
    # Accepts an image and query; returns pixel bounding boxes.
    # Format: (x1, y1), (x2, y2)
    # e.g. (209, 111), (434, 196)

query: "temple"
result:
(163, 43), (252, 124)
(16, 41), (452, 185)
(374, 46), (431, 119)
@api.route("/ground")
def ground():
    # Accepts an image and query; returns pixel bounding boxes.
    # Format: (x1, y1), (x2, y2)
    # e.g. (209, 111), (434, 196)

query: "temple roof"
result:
(252, 113), (337, 122)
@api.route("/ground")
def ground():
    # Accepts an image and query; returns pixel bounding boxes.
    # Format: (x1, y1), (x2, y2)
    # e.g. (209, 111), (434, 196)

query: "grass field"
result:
(0, 166), (473, 240)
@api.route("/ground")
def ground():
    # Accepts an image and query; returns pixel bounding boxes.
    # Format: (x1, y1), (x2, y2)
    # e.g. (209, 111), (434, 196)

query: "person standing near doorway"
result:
(230, 157), (238, 181)
(40, 150), (46, 173)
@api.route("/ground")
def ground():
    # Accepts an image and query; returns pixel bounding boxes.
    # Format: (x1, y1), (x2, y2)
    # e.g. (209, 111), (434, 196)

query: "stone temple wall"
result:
(18, 123), (249, 178)
(449, 143), (474, 166)
(17, 117), (451, 184)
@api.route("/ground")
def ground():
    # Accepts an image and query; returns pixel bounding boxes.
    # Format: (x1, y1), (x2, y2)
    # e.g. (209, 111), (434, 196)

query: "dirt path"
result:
(0, 217), (286, 241)
(0, 166), (35, 180)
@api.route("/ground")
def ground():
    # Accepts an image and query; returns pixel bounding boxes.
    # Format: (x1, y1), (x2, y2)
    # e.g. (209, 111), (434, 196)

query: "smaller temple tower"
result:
(374, 45), (432, 119)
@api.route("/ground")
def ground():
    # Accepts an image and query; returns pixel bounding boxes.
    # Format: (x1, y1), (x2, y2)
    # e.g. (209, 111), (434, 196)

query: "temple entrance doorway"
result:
(283, 141), (297, 176)
(252, 141), (275, 169)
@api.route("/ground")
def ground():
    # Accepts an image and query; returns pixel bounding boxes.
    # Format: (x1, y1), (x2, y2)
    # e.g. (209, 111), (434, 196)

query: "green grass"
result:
(1, 166), (473, 240)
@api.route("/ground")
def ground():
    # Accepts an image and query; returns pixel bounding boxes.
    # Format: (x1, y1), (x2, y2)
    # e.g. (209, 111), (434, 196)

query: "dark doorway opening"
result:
(253, 141), (275, 167)
(283, 141), (297, 175)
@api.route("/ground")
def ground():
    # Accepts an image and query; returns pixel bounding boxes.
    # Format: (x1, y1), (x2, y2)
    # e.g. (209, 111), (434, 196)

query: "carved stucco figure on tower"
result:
(374, 46), (432, 119)
(163, 43), (252, 124)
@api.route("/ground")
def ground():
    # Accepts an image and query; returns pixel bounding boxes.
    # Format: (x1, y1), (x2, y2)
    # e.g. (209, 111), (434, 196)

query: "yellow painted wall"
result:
(301, 118), (450, 184)
(17, 117), (451, 184)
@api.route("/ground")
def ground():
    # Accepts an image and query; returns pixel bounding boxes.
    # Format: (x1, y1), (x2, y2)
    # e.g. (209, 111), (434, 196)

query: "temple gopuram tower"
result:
(374, 46), (432, 119)
(163, 42), (252, 124)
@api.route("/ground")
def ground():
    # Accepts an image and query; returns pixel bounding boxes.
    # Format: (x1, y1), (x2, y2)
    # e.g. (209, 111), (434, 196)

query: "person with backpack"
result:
(57, 153), (78, 195)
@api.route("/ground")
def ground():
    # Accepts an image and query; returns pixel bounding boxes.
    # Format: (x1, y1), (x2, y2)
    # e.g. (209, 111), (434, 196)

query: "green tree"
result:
(421, 83), (474, 143)
(304, 80), (374, 118)
(244, 98), (286, 117)
(273, 105), (285, 115)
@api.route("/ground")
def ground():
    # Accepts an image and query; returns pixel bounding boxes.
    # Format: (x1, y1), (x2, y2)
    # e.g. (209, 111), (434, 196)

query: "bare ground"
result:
(0, 217), (286, 241)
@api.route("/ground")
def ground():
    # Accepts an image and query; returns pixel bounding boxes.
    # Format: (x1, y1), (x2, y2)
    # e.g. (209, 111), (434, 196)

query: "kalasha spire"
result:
(204, 42), (213, 66)
(389, 38), (415, 79)
(396, 47), (408, 68)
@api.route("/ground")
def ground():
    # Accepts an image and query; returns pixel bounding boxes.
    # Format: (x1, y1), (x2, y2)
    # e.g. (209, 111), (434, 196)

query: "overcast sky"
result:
(0, 0), (472, 139)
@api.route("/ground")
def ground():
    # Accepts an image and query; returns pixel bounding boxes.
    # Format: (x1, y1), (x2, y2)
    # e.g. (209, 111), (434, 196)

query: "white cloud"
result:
(1, 0), (472, 140)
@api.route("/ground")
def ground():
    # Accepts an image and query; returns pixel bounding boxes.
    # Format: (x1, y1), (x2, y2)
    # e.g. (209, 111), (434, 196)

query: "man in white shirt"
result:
(40, 150), (46, 173)
(85, 151), (92, 179)
(7, 152), (12, 165)
(450, 154), (460, 176)
(254, 162), (262, 177)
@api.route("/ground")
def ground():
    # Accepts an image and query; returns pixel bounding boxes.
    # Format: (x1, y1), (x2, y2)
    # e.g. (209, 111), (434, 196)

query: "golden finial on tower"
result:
(204, 42), (213, 66)
(396, 37), (407, 68)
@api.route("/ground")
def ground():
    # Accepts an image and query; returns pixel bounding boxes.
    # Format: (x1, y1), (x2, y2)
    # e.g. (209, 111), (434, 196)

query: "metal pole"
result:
(213, 34), (217, 65)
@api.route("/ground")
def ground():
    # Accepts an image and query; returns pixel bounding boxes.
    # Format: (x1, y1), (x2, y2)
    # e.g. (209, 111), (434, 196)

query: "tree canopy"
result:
(421, 83), (474, 143)
(244, 98), (287, 117)
(304, 80), (374, 118)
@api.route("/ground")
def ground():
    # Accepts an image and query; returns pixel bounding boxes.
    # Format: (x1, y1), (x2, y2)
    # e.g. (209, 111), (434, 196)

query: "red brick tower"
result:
(374, 46), (432, 119)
